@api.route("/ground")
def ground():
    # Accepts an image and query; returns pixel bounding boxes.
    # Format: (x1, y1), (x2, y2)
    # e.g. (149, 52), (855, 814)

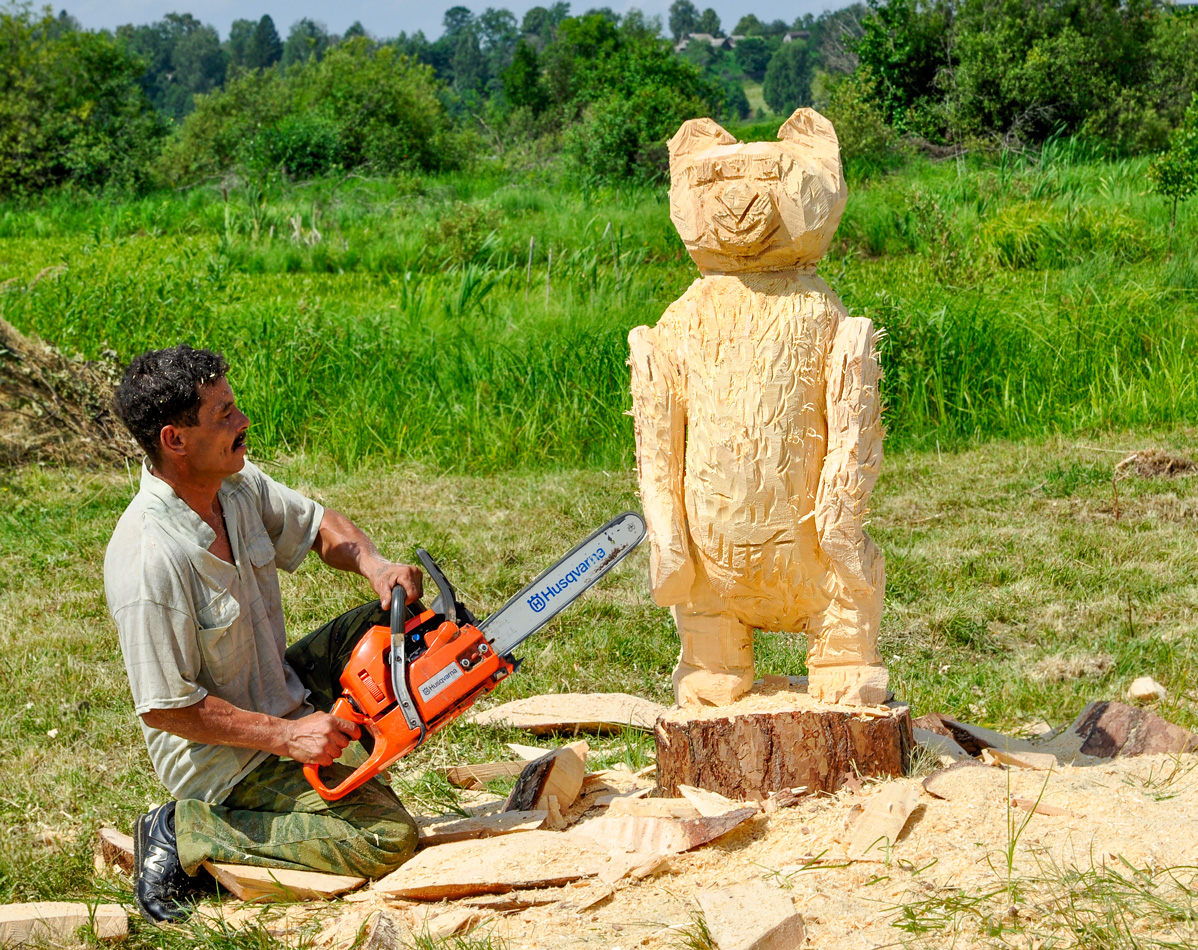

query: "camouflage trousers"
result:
(174, 601), (419, 879)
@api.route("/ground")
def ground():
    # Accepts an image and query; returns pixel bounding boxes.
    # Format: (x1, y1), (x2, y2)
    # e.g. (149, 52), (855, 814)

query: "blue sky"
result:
(63, 0), (844, 41)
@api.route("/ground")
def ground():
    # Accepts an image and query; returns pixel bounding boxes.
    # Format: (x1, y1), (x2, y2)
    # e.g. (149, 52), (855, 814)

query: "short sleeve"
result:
(113, 599), (208, 715)
(242, 463), (324, 573)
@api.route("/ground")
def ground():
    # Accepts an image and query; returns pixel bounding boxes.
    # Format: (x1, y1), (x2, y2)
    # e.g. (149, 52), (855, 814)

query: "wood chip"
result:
(607, 797), (700, 819)
(1011, 797), (1075, 817)
(504, 741), (588, 813)
(469, 693), (666, 733)
(678, 784), (753, 818)
(444, 761), (528, 790)
(981, 748), (1058, 771)
(569, 808), (757, 855)
(417, 809), (547, 847)
(201, 861), (365, 902)
(697, 883), (805, 950)
(846, 784), (920, 861)
(0, 903), (127, 945)
(371, 832), (612, 899)
(94, 827), (135, 876)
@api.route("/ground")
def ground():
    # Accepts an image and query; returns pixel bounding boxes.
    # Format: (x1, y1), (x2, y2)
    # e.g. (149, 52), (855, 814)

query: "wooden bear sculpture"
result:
(629, 108), (888, 708)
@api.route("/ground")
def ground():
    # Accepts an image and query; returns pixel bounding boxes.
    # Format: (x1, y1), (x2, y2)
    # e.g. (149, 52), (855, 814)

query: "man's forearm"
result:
(141, 697), (360, 766)
(311, 508), (423, 608)
(141, 696), (291, 757)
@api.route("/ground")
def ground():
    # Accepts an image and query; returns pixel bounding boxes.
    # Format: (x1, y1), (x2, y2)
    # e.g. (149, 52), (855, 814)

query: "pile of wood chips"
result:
(72, 691), (1198, 950)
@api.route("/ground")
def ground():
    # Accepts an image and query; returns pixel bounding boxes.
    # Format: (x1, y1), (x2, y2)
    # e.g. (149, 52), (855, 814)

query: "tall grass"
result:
(1, 144), (1194, 471)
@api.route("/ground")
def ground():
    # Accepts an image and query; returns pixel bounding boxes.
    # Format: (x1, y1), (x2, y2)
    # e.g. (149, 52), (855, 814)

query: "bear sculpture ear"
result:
(777, 108), (840, 152)
(668, 118), (737, 167)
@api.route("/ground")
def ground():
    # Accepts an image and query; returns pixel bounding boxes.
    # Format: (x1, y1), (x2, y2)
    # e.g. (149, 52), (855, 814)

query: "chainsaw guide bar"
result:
(304, 511), (647, 800)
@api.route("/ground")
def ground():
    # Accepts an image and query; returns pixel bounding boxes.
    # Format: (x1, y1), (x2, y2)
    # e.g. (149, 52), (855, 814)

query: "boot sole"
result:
(132, 812), (155, 923)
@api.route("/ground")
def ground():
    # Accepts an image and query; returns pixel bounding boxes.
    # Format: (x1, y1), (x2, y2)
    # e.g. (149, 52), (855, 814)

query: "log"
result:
(469, 693), (665, 733)
(0, 903), (126, 945)
(1052, 700), (1198, 758)
(655, 690), (913, 799)
(201, 861), (365, 902)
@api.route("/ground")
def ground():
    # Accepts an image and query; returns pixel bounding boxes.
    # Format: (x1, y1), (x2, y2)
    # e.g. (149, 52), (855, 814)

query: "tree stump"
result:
(654, 681), (914, 800)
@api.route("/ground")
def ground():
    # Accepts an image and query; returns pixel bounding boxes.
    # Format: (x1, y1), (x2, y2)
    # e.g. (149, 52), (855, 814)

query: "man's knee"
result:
(371, 807), (419, 876)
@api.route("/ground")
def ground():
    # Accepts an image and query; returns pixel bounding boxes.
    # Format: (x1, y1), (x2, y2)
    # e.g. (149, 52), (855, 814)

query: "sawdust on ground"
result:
(199, 753), (1198, 950)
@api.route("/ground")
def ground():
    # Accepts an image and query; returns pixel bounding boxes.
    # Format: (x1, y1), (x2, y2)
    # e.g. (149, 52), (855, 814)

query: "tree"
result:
(762, 39), (812, 113)
(225, 18), (255, 68)
(733, 14), (763, 35)
(343, 21), (369, 40)
(247, 15), (283, 69)
(695, 7), (720, 35)
(669, 0), (697, 41)
(117, 14), (225, 119)
(451, 27), (487, 94)
(503, 38), (548, 111)
(282, 19), (330, 68)
(734, 35), (770, 80)
(443, 6), (474, 38)
(0, 6), (165, 195)
(1149, 94), (1198, 231)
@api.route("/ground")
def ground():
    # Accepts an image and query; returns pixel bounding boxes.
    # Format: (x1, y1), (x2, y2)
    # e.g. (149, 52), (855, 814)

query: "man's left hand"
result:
(365, 559), (423, 610)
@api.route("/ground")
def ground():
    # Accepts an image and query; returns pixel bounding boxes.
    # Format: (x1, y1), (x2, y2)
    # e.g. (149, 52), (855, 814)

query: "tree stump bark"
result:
(654, 682), (914, 800)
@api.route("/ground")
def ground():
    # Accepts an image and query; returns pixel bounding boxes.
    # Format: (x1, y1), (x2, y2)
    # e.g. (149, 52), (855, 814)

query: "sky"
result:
(63, 0), (845, 42)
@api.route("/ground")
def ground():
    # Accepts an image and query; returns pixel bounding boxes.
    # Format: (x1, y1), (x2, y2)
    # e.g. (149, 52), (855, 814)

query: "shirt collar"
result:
(137, 461), (244, 551)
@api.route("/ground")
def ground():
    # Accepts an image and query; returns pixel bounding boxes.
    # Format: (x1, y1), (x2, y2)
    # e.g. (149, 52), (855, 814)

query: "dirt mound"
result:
(1115, 448), (1197, 479)
(0, 316), (135, 467)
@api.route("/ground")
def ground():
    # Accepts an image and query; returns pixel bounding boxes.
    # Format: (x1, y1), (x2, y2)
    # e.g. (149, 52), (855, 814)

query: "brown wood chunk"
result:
(95, 827), (135, 876)
(444, 761), (528, 790)
(1066, 700), (1198, 758)
(504, 741), (587, 812)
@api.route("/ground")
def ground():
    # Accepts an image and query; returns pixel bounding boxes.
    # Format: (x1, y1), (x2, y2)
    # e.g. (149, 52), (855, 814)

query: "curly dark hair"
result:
(113, 345), (229, 466)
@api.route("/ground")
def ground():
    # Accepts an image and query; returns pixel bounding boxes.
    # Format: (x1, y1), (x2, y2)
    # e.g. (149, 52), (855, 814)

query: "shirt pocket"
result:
(245, 530), (282, 621)
(196, 591), (246, 687)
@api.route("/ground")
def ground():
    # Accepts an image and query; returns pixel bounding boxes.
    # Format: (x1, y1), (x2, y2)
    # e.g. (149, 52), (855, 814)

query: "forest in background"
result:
(1, 0), (1197, 199)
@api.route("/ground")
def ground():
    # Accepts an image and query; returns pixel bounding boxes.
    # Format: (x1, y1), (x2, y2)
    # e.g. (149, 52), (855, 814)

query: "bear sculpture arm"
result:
(815, 316), (884, 592)
(629, 324), (695, 606)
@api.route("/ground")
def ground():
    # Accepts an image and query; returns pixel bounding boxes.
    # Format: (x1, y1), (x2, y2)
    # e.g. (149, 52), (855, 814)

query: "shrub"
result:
(763, 40), (813, 114)
(821, 69), (900, 179)
(1148, 93), (1198, 231)
(0, 7), (165, 197)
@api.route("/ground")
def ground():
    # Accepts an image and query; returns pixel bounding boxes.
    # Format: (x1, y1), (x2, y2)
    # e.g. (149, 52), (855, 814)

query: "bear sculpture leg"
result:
(672, 592), (754, 706)
(805, 567), (889, 706)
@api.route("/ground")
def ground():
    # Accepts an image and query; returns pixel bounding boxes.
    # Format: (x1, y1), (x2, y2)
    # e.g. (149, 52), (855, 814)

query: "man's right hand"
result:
(281, 712), (362, 766)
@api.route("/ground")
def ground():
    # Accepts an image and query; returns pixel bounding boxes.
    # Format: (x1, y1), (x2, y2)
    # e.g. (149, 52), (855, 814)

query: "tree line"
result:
(0, 0), (1195, 200)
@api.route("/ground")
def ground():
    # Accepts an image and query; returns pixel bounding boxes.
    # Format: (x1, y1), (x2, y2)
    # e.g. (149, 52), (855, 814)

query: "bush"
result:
(0, 8), (165, 197)
(821, 69), (900, 178)
(158, 38), (469, 184)
(762, 40), (813, 114)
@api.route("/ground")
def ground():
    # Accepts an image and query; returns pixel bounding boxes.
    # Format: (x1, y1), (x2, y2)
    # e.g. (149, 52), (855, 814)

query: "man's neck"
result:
(151, 463), (224, 522)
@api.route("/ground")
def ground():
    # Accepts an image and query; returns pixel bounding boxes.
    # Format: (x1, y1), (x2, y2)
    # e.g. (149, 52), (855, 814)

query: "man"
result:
(105, 344), (423, 923)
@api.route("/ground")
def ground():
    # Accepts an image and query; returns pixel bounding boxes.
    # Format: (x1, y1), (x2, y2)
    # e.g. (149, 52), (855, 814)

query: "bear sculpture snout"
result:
(711, 183), (778, 253)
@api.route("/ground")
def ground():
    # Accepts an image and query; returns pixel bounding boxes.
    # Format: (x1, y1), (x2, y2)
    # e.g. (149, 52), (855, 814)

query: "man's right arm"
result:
(140, 700), (361, 767)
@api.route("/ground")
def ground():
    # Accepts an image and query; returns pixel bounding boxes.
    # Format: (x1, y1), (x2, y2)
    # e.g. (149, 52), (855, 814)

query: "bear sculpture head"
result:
(668, 108), (846, 275)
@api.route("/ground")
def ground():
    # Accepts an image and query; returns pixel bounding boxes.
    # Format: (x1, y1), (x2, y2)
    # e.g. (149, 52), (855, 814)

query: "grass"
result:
(2, 146), (1198, 944)
(1, 143), (1196, 471)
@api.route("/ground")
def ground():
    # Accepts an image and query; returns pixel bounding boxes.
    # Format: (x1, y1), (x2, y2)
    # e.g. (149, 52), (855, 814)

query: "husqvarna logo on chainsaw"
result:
(418, 663), (463, 702)
(527, 547), (607, 613)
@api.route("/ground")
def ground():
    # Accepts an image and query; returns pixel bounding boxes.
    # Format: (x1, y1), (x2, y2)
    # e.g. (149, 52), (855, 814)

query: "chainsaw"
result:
(304, 512), (647, 800)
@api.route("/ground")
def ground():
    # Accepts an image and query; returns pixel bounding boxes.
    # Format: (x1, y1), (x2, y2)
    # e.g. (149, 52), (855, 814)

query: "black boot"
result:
(133, 802), (195, 923)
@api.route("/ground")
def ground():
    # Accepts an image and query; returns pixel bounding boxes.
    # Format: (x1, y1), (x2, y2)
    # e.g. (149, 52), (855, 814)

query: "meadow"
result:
(2, 138), (1198, 947)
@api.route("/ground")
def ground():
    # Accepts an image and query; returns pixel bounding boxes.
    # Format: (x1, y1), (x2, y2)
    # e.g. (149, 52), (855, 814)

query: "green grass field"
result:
(2, 144), (1197, 946)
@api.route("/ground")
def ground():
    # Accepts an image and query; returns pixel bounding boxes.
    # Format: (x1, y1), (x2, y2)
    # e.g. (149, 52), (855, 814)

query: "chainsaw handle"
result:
(391, 584), (405, 637)
(302, 697), (380, 801)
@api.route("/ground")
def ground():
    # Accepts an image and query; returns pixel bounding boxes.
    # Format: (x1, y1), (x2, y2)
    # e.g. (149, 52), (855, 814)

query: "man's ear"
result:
(668, 118), (737, 167)
(159, 424), (186, 460)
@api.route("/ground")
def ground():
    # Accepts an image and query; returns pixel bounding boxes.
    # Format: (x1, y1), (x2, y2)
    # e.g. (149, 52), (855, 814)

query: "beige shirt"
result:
(104, 461), (324, 804)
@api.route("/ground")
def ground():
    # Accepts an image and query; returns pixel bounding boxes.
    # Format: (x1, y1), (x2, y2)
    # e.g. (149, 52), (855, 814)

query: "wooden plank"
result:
(94, 827), (135, 875)
(677, 785), (753, 818)
(0, 903), (126, 945)
(469, 693), (666, 734)
(507, 743), (549, 760)
(371, 831), (613, 900)
(417, 810), (546, 847)
(846, 784), (920, 860)
(444, 761), (527, 790)
(505, 741), (588, 812)
(201, 861), (365, 902)
(569, 808), (757, 855)
(697, 884), (805, 950)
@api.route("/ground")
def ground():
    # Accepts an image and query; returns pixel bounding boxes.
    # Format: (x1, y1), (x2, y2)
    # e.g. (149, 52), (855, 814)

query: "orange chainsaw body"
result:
(303, 608), (514, 800)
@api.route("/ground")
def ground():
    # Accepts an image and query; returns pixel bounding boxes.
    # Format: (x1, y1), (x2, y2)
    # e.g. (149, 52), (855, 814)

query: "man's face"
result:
(169, 377), (251, 480)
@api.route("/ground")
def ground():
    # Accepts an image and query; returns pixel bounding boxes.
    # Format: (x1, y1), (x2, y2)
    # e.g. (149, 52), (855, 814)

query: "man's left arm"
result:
(312, 508), (423, 610)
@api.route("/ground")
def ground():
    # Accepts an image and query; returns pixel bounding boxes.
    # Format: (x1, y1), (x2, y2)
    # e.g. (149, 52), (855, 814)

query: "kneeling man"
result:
(105, 345), (423, 922)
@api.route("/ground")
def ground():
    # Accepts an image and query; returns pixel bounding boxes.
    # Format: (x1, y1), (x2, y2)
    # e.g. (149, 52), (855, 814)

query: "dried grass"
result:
(1116, 449), (1198, 480)
(0, 315), (135, 467)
